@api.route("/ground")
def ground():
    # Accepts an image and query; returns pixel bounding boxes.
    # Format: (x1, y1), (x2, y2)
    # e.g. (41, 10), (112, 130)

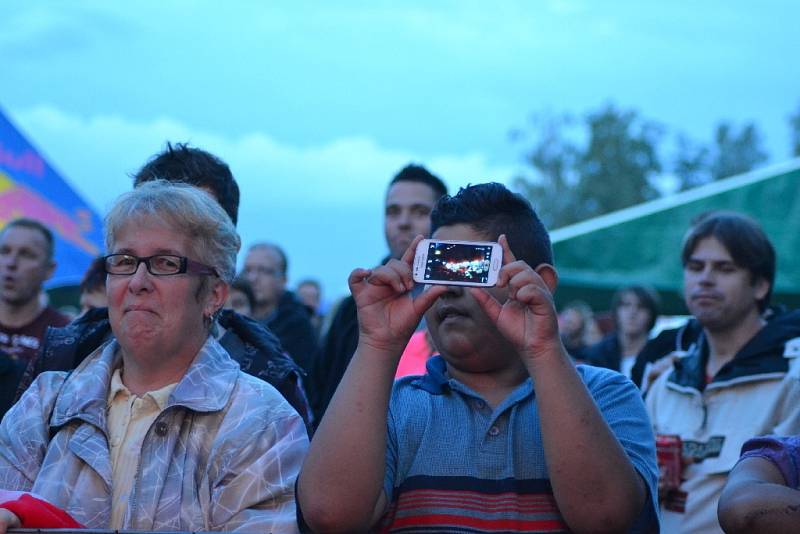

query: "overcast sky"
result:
(2, 1), (798, 303)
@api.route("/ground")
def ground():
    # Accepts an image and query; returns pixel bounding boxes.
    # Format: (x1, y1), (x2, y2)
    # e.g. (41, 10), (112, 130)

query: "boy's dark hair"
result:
(132, 142), (240, 225)
(431, 182), (553, 268)
(230, 277), (256, 312)
(80, 256), (107, 294)
(2, 218), (55, 261)
(389, 164), (448, 200)
(681, 211), (775, 312)
(611, 285), (660, 332)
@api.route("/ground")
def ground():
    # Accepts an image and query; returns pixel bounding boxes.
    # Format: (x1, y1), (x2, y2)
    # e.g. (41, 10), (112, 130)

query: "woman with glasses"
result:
(0, 181), (308, 533)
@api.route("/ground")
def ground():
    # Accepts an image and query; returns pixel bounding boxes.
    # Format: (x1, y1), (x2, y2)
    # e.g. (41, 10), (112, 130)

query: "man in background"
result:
(244, 243), (319, 374)
(309, 164), (447, 423)
(0, 219), (69, 363)
(296, 279), (324, 335)
(644, 211), (800, 532)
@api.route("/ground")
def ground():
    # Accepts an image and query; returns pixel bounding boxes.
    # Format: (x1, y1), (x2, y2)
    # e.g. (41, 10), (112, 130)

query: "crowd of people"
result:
(0, 142), (798, 533)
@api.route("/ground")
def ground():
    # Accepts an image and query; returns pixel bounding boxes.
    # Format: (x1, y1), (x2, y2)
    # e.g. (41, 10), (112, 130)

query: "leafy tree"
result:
(709, 121), (768, 180)
(512, 113), (579, 229)
(513, 104), (663, 228)
(573, 105), (662, 220)
(673, 133), (711, 190)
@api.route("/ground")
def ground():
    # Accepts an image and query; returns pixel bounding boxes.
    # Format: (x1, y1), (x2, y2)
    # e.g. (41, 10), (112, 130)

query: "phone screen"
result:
(423, 241), (496, 284)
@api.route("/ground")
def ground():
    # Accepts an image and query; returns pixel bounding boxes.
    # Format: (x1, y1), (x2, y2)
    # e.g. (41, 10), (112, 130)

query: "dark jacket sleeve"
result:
(15, 307), (112, 402)
(308, 296), (359, 424)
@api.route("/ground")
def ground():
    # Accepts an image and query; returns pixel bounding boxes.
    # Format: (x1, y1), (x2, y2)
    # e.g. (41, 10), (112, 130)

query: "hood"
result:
(670, 308), (800, 391)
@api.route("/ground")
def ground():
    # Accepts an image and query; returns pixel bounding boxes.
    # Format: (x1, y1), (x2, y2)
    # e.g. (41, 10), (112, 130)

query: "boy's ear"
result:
(534, 264), (558, 294)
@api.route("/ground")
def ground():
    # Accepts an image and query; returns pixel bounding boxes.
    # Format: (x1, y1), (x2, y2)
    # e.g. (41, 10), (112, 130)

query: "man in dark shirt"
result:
(308, 164), (448, 422)
(0, 219), (69, 363)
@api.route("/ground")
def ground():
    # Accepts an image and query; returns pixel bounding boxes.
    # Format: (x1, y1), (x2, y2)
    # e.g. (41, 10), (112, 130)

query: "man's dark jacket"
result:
(630, 306), (792, 389)
(0, 349), (24, 421)
(266, 291), (319, 375)
(309, 295), (359, 423)
(16, 307), (312, 428)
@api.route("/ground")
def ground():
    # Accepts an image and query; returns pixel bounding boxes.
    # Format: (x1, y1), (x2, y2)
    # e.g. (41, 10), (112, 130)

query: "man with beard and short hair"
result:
(309, 164), (447, 423)
(644, 211), (800, 533)
(0, 219), (69, 364)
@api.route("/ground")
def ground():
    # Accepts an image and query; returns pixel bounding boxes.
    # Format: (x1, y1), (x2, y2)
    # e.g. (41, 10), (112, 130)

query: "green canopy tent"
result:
(549, 159), (800, 315)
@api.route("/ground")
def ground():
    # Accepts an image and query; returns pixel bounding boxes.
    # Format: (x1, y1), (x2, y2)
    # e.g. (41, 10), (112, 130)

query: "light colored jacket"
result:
(0, 336), (308, 533)
(646, 334), (800, 533)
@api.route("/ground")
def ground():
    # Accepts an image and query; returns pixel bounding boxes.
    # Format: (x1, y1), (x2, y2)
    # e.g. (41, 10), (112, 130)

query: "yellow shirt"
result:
(106, 368), (177, 530)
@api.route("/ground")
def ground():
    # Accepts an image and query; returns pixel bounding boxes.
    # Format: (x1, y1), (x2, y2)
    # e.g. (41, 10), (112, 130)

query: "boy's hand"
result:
(469, 235), (562, 362)
(349, 235), (446, 354)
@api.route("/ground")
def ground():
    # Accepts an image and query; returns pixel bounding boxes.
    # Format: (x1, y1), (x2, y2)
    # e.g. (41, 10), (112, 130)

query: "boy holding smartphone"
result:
(298, 183), (659, 532)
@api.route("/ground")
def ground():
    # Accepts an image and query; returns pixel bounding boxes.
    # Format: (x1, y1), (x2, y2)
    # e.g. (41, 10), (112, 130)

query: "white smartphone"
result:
(412, 239), (503, 287)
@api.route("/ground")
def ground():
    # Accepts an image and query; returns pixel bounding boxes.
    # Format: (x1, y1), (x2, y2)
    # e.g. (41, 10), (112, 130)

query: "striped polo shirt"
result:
(380, 356), (659, 533)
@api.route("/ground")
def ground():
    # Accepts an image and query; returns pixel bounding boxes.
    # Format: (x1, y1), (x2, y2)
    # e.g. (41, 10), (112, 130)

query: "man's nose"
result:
(0, 253), (18, 269)
(697, 266), (716, 285)
(397, 210), (412, 228)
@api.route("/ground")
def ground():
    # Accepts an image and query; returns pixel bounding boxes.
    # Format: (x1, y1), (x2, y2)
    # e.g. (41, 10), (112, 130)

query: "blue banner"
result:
(0, 107), (104, 287)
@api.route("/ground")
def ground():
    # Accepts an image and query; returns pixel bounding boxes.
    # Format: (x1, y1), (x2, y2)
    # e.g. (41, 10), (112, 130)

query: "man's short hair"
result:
(248, 243), (288, 276)
(132, 142), (240, 225)
(611, 285), (660, 332)
(431, 182), (553, 268)
(681, 211), (775, 311)
(2, 218), (55, 261)
(79, 256), (107, 294)
(389, 164), (448, 200)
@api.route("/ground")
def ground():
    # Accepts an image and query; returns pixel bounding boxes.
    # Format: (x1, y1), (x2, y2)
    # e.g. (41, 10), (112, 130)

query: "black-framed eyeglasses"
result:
(103, 254), (219, 277)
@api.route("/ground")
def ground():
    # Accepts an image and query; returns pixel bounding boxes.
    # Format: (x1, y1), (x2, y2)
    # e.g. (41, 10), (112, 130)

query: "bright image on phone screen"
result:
(424, 242), (495, 284)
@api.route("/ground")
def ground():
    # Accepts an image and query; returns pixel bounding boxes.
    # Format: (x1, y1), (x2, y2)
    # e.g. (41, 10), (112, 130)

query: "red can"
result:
(656, 434), (683, 491)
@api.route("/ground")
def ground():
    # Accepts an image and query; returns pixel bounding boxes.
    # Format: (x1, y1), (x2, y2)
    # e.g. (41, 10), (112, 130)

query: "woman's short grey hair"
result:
(104, 180), (241, 283)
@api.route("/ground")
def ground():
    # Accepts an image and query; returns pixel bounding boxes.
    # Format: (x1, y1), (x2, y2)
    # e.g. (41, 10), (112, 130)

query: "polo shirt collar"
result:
(412, 355), (535, 407)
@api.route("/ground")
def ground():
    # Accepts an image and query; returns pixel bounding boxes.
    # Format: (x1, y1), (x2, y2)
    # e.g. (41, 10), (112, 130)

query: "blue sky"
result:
(2, 1), (798, 302)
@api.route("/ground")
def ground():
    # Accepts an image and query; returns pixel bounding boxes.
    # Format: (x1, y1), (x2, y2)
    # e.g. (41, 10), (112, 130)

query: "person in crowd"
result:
(225, 277), (256, 318)
(394, 328), (436, 378)
(644, 211), (800, 533)
(17, 143), (310, 427)
(557, 300), (597, 361)
(297, 183), (659, 533)
(717, 434), (800, 533)
(243, 243), (318, 374)
(296, 278), (324, 335)
(584, 285), (660, 379)
(133, 141), (240, 225)
(0, 181), (308, 532)
(309, 163), (448, 423)
(78, 256), (108, 314)
(0, 219), (70, 363)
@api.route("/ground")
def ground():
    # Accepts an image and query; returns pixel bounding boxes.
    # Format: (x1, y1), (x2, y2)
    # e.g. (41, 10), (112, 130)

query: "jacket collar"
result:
(668, 310), (800, 390)
(51, 336), (240, 431)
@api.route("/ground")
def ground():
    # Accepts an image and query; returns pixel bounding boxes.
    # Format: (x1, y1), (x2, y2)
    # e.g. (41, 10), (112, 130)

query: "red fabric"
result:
(0, 493), (84, 528)
(395, 330), (434, 378)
